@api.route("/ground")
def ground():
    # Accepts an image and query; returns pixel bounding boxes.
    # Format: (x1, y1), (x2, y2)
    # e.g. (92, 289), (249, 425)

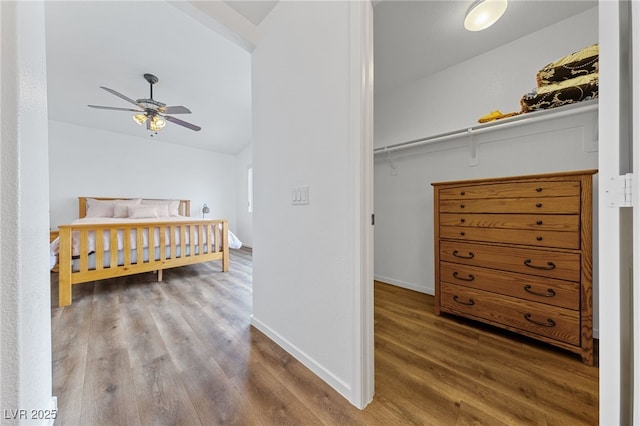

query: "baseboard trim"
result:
(250, 316), (351, 401)
(374, 274), (433, 295)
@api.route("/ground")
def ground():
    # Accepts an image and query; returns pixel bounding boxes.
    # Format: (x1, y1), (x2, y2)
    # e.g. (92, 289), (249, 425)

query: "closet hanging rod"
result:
(373, 100), (598, 155)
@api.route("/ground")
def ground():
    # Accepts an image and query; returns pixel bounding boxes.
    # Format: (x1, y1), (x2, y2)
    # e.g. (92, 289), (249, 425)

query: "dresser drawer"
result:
(439, 196), (580, 214)
(440, 226), (580, 249)
(438, 181), (580, 200)
(439, 213), (580, 232)
(439, 240), (581, 282)
(440, 262), (580, 310)
(433, 170), (596, 364)
(440, 283), (580, 346)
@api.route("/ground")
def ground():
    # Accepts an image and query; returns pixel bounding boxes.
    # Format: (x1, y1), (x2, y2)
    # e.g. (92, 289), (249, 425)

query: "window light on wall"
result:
(247, 166), (253, 213)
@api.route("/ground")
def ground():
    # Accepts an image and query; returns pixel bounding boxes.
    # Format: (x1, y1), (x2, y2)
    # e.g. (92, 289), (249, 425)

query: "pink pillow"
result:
(127, 205), (159, 219)
(141, 199), (181, 216)
(139, 204), (170, 217)
(85, 198), (114, 218)
(113, 199), (143, 218)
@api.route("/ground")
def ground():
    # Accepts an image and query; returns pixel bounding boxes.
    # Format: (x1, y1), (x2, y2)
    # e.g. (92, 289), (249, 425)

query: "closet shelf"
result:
(373, 99), (598, 155)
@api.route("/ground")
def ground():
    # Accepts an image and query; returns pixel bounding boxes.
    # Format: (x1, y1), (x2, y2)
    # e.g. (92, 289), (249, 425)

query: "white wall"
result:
(0, 1), (56, 423)
(373, 7), (599, 333)
(252, 1), (368, 405)
(235, 143), (253, 247)
(375, 7), (598, 149)
(48, 121), (239, 232)
(374, 110), (598, 294)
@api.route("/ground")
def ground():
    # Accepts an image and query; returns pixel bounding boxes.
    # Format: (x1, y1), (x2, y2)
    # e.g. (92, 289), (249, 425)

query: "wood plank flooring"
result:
(51, 248), (598, 425)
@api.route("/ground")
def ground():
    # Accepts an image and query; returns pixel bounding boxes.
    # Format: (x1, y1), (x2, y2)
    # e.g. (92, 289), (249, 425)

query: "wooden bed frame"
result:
(57, 197), (229, 307)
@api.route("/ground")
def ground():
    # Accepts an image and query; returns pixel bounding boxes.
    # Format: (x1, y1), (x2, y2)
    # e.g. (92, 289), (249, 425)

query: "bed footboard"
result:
(58, 219), (229, 307)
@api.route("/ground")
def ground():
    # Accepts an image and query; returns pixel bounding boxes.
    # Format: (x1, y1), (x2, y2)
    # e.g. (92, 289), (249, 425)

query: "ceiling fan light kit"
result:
(464, 0), (508, 31)
(88, 73), (202, 134)
(132, 113), (147, 126)
(148, 115), (166, 132)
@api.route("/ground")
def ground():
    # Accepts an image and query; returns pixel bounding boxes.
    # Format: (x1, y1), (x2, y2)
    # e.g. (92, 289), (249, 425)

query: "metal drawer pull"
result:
(536, 236), (543, 241)
(460, 232), (465, 236)
(524, 285), (556, 297)
(453, 295), (475, 306)
(536, 203), (543, 208)
(460, 203), (465, 208)
(524, 259), (556, 270)
(524, 313), (556, 327)
(452, 250), (474, 259)
(460, 191), (465, 195)
(453, 272), (475, 281)
(536, 220), (543, 225)
(460, 218), (465, 223)
(536, 187), (543, 192)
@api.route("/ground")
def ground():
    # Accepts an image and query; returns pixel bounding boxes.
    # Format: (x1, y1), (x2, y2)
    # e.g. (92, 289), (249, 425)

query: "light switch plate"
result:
(292, 186), (309, 205)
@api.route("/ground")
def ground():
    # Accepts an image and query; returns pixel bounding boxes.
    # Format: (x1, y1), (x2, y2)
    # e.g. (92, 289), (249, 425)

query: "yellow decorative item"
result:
(478, 110), (502, 122)
(478, 110), (520, 123)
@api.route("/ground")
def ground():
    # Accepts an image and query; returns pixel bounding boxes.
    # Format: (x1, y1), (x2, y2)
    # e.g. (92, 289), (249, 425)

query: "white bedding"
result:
(50, 216), (242, 269)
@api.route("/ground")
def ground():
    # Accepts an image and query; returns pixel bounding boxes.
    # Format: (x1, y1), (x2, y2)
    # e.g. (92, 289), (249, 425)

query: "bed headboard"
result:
(78, 197), (191, 218)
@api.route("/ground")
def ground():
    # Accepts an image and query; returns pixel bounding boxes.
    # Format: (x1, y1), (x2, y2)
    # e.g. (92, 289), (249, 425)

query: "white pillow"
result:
(127, 205), (159, 219)
(85, 198), (114, 218)
(141, 199), (181, 216)
(115, 198), (141, 205)
(113, 199), (142, 218)
(139, 204), (170, 217)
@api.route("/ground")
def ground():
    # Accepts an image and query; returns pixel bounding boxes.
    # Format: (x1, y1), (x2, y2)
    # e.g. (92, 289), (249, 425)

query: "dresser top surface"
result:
(431, 169), (598, 187)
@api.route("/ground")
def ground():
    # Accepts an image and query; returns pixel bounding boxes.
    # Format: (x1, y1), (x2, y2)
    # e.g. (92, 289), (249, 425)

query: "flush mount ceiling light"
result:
(464, 0), (508, 31)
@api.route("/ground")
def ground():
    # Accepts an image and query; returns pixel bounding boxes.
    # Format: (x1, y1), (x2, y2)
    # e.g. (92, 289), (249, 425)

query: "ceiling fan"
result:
(88, 73), (201, 133)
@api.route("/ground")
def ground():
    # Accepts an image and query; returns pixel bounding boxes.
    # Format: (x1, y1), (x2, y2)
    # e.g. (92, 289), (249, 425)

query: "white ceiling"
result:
(44, 1), (597, 155)
(374, 0), (598, 94)
(44, 1), (253, 155)
(224, 0), (278, 26)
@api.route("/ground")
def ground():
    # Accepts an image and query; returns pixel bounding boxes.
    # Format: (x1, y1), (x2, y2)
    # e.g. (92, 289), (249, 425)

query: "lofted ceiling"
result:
(44, 1), (597, 155)
(224, 0), (278, 26)
(44, 1), (254, 155)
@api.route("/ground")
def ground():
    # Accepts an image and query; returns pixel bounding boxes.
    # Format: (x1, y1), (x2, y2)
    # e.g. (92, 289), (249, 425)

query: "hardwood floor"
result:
(51, 248), (598, 425)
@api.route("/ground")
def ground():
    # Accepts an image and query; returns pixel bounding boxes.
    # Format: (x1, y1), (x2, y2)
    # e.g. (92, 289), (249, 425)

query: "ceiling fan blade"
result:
(164, 115), (201, 132)
(99, 86), (139, 106)
(88, 105), (141, 112)
(160, 105), (191, 114)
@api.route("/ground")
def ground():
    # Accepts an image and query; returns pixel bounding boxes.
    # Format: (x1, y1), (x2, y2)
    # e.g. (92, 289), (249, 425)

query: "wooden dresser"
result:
(432, 170), (596, 365)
